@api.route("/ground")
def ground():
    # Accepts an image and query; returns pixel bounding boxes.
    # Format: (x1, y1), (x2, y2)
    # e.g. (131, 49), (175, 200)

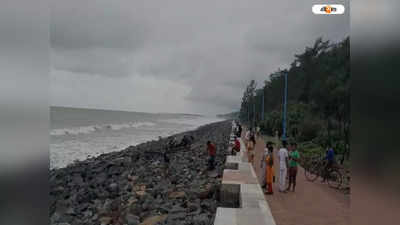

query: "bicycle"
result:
(301, 154), (321, 173)
(304, 158), (343, 189)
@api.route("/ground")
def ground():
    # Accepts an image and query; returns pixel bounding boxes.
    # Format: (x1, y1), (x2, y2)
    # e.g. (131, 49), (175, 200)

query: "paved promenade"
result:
(251, 134), (350, 225)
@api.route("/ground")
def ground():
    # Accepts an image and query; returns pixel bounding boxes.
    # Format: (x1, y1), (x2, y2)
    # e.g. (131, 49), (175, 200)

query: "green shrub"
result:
(298, 118), (322, 141)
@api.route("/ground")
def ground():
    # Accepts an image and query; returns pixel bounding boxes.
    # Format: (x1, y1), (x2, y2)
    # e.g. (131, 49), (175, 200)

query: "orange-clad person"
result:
(265, 142), (275, 194)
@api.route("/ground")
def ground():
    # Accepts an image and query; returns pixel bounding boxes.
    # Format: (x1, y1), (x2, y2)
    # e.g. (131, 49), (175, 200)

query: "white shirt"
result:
(261, 148), (269, 168)
(278, 148), (288, 169)
(245, 131), (250, 140)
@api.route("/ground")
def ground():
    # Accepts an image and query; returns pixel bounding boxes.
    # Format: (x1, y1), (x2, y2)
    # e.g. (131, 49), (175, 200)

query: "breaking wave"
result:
(51, 121), (156, 136)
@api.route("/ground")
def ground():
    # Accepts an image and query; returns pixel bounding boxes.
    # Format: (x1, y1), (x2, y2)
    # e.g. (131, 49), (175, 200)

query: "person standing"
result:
(237, 124), (242, 138)
(247, 135), (256, 164)
(265, 143), (275, 194)
(323, 144), (335, 182)
(286, 144), (292, 181)
(232, 137), (241, 155)
(245, 129), (251, 146)
(260, 142), (269, 188)
(261, 141), (274, 188)
(287, 142), (300, 192)
(207, 141), (216, 170)
(278, 140), (289, 192)
(275, 130), (279, 146)
(163, 145), (170, 177)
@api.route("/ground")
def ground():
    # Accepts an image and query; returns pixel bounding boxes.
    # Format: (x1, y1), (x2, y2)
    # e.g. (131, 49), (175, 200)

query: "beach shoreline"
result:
(50, 120), (231, 225)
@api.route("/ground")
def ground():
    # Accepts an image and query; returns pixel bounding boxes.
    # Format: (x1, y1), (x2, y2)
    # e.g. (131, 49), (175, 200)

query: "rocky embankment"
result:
(50, 120), (231, 225)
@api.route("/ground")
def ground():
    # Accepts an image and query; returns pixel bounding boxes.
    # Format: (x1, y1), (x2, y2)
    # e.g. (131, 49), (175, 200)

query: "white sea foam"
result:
(50, 121), (156, 136)
(162, 117), (223, 128)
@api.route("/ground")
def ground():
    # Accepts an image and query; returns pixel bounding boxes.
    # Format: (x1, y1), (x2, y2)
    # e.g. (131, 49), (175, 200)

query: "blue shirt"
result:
(326, 149), (335, 162)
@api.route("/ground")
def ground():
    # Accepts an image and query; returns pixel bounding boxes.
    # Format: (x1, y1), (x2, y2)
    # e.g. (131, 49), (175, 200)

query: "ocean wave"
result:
(51, 121), (156, 136)
(161, 117), (224, 128)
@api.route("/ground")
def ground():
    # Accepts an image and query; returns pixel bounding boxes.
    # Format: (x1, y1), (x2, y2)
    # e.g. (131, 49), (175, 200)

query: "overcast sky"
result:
(50, 0), (349, 115)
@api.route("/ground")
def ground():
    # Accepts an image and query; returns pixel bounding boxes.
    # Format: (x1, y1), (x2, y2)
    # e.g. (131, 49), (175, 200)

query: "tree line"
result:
(239, 37), (350, 162)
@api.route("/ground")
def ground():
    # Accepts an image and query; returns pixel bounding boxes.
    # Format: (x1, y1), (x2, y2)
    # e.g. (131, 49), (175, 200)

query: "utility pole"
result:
(253, 95), (256, 128)
(282, 72), (288, 140)
(247, 102), (249, 123)
(261, 89), (265, 121)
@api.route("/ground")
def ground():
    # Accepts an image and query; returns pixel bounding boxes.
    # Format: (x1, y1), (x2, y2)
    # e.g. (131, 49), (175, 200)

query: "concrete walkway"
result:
(252, 135), (350, 225)
(213, 130), (276, 225)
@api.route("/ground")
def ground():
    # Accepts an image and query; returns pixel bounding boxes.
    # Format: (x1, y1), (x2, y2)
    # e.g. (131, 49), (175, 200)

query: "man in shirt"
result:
(323, 144), (335, 182)
(232, 138), (240, 154)
(278, 140), (289, 192)
(245, 129), (251, 145)
(237, 124), (242, 138)
(232, 120), (237, 133)
(287, 142), (300, 192)
(207, 141), (216, 170)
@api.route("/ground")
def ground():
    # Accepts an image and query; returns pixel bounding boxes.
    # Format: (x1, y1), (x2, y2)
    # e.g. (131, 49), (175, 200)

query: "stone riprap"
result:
(50, 120), (231, 225)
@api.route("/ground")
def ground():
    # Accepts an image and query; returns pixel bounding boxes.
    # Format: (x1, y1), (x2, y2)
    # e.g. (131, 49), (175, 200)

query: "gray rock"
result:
(187, 203), (199, 212)
(170, 205), (186, 214)
(102, 199), (112, 212)
(65, 208), (75, 215)
(50, 212), (61, 224)
(83, 210), (93, 218)
(167, 212), (187, 221)
(125, 213), (140, 225)
(129, 204), (141, 215)
(72, 174), (84, 185)
(193, 214), (209, 225)
(109, 183), (118, 192)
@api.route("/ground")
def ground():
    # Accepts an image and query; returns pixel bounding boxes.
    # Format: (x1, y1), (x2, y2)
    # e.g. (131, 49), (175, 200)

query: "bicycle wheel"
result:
(305, 163), (320, 182)
(327, 169), (342, 189)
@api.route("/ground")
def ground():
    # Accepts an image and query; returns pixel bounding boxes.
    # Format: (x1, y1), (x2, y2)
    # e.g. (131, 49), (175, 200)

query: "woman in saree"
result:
(265, 144), (275, 194)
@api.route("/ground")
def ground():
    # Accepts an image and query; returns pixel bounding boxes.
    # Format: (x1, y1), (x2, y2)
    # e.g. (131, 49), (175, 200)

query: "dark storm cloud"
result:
(50, 0), (150, 51)
(51, 0), (349, 114)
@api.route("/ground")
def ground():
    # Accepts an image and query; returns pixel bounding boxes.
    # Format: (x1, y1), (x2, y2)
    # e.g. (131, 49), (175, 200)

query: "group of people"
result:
(208, 122), (337, 196)
(261, 140), (300, 194)
(262, 139), (336, 194)
(232, 120), (242, 138)
(231, 121), (243, 155)
(165, 135), (195, 149)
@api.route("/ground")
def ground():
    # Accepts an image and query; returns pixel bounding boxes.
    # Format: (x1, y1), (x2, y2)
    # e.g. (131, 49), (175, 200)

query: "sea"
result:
(50, 107), (223, 169)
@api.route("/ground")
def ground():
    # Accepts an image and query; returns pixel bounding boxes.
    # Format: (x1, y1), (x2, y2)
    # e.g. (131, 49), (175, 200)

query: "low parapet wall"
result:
(213, 132), (276, 225)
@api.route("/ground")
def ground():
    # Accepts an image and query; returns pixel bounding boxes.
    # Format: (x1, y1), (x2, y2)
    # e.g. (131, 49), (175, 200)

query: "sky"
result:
(50, 0), (349, 115)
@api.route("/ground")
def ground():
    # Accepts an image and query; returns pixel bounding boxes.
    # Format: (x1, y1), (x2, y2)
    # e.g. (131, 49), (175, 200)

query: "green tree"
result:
(239, 37), (350, 162)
